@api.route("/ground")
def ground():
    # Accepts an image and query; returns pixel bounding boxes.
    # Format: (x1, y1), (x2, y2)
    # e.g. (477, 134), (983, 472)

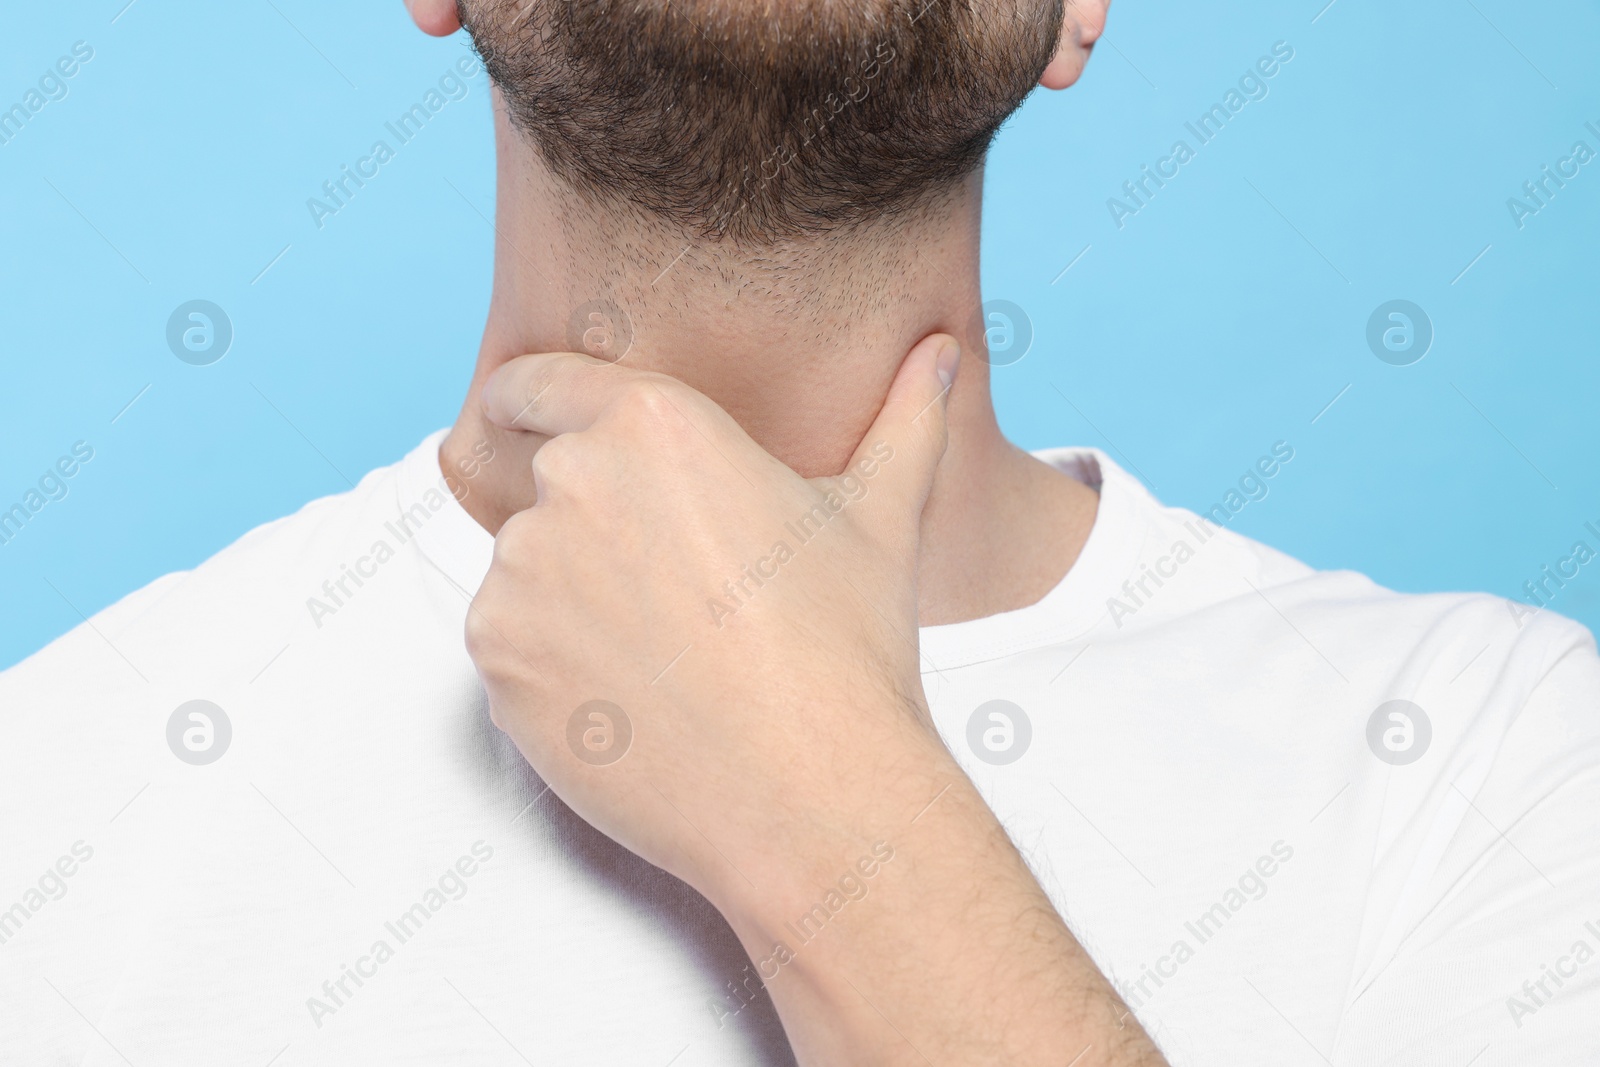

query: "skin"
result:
(410, 0), (1164, 1062)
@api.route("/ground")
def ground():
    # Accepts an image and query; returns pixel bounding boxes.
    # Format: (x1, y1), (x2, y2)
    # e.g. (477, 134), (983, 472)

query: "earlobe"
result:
(1039, 0), (1108, 91)
(1039, 46), (1083, 92)
(406, 0), (463, 37)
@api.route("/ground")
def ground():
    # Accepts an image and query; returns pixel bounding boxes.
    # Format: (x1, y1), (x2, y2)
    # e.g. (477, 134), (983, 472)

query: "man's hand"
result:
(466, 334), (1166, 1065)
(468, 331), (959, 899)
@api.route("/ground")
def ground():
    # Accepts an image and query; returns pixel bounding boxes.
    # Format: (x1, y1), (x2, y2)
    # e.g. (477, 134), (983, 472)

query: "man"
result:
(2, 0), (1596, 1062)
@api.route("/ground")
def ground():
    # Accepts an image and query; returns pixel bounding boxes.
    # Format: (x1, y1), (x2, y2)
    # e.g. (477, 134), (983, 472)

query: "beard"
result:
(458, 0), (1062, 243)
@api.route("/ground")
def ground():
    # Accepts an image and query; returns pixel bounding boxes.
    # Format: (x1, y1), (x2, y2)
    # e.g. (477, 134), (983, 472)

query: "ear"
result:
(1040, 0), (1109, 90)
(406, 0), (462, 37)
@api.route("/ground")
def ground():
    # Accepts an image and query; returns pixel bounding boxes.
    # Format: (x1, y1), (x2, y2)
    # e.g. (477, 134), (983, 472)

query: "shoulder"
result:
(1044, 445), (1598, 703)
(0, 435), (443, 703)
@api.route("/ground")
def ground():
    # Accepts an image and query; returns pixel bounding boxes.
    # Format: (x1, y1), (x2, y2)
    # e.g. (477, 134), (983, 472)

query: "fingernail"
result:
(936, 339), (961, 389)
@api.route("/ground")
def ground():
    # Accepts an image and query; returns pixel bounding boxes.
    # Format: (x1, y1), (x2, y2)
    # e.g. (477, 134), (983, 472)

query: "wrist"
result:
(705, 740), (978, 964)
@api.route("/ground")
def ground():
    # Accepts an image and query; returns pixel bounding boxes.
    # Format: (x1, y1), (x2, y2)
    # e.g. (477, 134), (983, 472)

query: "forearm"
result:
(467, 339), (1159, 1060)
(715, 759), (1168, 1066)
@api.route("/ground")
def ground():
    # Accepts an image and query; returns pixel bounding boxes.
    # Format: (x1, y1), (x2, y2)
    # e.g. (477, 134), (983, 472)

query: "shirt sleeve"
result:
(1334, 632), (1600, 1066)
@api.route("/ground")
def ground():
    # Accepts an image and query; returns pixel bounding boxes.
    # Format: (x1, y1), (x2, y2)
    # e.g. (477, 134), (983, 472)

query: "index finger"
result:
(481, 351), (643, 437)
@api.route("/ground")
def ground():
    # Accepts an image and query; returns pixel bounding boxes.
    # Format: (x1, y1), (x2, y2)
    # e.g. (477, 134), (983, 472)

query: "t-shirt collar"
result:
(394, 429), (496, 600)
(396, 430), (1147, 669)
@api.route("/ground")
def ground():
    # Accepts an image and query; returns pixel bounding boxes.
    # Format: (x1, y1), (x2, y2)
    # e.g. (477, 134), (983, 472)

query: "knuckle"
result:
(498, 507), (535, 544)
(463, 596), (497, 660)
(614, 378), (679, 427)
(607, 379), (711, 454)
(529, 435), (585, 487)
(492, 510), (538, 565)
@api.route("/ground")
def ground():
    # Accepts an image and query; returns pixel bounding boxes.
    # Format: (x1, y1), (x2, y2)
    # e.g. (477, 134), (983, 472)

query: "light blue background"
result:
(2, 0), (1597, 670)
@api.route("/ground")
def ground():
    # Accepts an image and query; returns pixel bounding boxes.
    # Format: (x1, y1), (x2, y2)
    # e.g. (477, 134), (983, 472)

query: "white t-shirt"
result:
(3, 431), (1597, 1066)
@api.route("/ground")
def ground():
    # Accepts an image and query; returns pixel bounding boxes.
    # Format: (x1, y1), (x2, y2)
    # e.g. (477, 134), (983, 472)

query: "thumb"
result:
(833, 332), (960, 543)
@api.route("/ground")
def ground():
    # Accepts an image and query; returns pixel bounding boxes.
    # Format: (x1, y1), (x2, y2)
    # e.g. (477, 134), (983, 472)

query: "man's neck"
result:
(442, 107), (1097, 626)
